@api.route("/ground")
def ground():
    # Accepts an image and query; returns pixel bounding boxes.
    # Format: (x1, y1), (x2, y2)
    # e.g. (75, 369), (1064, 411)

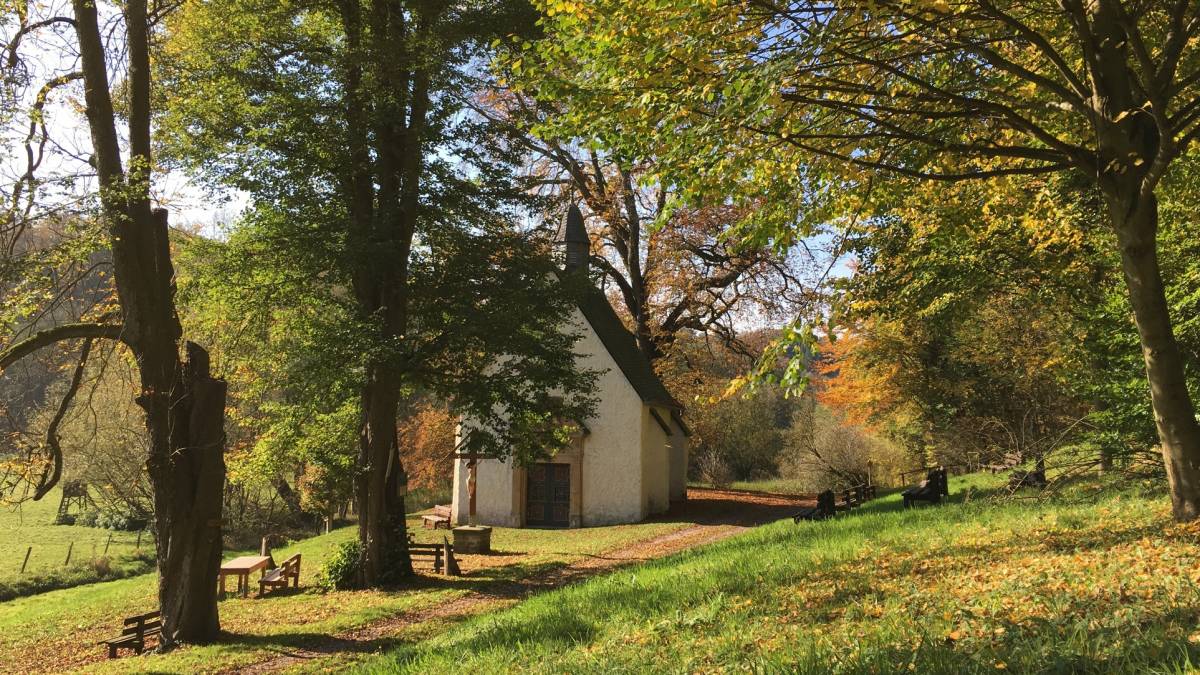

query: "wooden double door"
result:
(526, 463), (571, 527)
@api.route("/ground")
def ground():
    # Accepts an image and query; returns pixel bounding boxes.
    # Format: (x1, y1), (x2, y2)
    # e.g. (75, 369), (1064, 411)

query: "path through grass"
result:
(363, 474), (1200, 674)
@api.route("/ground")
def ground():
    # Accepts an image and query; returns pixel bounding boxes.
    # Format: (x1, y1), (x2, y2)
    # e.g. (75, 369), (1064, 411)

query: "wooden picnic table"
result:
(219, 555), (274, 598)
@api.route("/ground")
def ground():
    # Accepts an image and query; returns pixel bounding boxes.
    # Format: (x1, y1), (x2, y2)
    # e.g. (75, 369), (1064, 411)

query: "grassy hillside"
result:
(364, 473), (1200, 674)
(0, 510), (691, 674)
(0, 488), (148, 583)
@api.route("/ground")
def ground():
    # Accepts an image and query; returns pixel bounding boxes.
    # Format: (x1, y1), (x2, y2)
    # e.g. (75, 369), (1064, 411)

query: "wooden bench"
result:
(985, 453), (1023, 473)
(406, 539), (461, 576)
(98, 610), (160, 658)
(793, 490), (836, 522)
(259, 553), (301, 596)
(421, 504), (451, 530)
(409, 542), (445, 573)
(902, 467), (949, 507)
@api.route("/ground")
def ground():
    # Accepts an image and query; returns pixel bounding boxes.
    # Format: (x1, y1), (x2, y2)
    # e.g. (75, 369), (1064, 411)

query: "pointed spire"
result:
(563, 204), (589, 272)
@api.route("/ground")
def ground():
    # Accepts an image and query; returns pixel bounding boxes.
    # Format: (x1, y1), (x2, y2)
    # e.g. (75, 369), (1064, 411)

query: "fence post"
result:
(103, 533), (113, 556)
(136, 530), (142, 551)
(64, 542), (73, 566)
(20, 546), (31, 574)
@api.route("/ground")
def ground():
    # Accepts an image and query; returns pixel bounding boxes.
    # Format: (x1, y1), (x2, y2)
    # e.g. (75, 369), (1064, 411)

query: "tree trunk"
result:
(73, 0), (228, 644)
(145, 343), (227, 645)
(1109, 192), (1200, 520)
(272, 476), (315, 528)
(355, 370), (412, 586)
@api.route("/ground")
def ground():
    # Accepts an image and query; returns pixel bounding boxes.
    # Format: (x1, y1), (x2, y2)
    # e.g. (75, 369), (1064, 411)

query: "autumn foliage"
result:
(398, 403), (457, 493)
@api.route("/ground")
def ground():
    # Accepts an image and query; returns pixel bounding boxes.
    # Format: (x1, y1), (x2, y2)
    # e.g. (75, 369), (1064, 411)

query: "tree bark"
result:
(73, 0), (228, 640)
(1109, 192), (1200, 520)
(339, 0), (435, 586)
(356, 371), (412, 586)
(272, 476), (314, 527)
(146, 343), (227, 645)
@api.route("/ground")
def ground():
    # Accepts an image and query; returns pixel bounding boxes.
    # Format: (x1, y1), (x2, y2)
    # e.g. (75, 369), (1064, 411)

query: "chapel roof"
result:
(575, 285), (682, 412)
(558, 205), (681, 412)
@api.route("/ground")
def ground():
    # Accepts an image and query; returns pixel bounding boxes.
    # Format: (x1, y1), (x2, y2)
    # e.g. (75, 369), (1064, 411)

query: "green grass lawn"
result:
(362, 473), (1200, 674)
(0, 488), (149, 583)
(0, 509), (691, 674)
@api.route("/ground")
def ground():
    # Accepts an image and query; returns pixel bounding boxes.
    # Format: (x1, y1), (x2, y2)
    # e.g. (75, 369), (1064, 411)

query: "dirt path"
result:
(228, 488), (811, 673)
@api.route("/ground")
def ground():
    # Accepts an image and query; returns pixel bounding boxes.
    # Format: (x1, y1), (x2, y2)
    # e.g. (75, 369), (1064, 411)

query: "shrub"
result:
(95, 511), (148, 531)
(74, 510), (98, 528)
(781, 404), (908, 490)
(696, 452), (734, 489)
(316, 540), (362, 591)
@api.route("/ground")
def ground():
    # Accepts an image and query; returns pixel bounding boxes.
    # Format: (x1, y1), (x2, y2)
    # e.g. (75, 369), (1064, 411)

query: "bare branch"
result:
(34, 339), (94, 500)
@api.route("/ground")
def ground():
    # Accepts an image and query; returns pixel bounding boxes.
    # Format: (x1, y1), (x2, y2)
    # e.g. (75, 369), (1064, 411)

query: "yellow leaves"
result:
(718, 375), (746, 402)
(995, 661), (1008, 669)
(542, 0), (587, 19)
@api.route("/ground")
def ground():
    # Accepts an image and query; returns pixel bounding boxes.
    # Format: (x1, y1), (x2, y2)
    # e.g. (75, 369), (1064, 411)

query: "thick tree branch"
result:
(0, 323), (125, 371)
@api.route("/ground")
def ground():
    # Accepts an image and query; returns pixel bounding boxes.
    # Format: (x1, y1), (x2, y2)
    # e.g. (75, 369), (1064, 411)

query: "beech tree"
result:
(162, 0), (597, 585)
(1, 0), (226, 644)
(525, 0), (1200, 519)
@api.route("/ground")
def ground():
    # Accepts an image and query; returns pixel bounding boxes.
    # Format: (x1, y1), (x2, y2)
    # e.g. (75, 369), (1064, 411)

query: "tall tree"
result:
(0, 0), (226, 644)
(481, 92), (812, 362)
(162, 0), (597, 585)
(522, 0), (1200, 519)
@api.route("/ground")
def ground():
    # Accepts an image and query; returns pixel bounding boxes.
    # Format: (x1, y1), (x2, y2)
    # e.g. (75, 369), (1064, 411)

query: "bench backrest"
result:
(433, 504), (451, 518)
(282, 553), (301, 574)
(122, 611), (161, 636)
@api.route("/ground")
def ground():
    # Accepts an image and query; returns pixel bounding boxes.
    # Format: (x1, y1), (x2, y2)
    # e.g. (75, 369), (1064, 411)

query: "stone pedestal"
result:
(452, 525), (492, 554)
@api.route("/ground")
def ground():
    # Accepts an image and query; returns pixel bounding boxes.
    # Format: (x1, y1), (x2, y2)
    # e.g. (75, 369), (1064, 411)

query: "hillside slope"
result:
(364, 474), (1200, 674)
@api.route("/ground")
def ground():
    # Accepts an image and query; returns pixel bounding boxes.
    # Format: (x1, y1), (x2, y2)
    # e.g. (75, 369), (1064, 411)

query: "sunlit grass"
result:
(0, 487), (150, 585)
(363, 473), (1200, 674)
(0, 509), (692, 674)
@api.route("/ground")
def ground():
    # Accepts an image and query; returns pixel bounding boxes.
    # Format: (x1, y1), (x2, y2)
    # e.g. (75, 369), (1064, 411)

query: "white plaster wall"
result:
(668, 425), (690, 501)
(640, 407), (671, 515)
(453, 456), (521, 527)
(571, 305), (647, 525)
(451, 304), (649, 527)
